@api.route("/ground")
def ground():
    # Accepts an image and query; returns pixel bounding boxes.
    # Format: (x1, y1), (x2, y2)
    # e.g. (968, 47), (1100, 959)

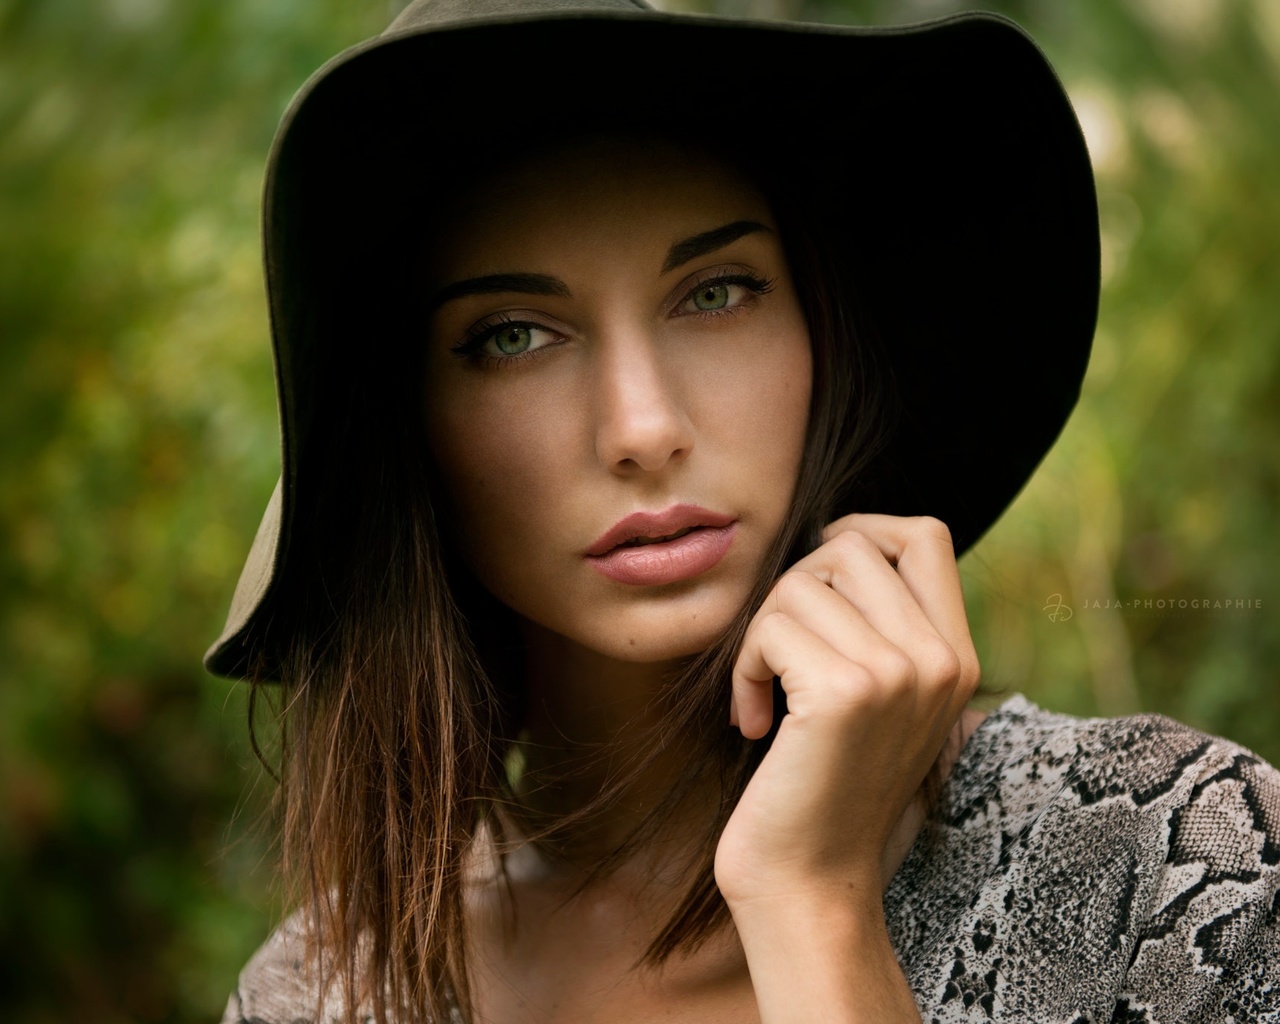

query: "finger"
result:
(734, 526), (967, 738)
(777, 530), (966, 725)
(784, 530), (944, 663)
(756, 570), (967, 762)
(731, 607), (901, 739)
(734, 574), (932, 738)
(763, 566), (933, 684)
(819, 514), (962, 629)
(821, 514), (980, 700)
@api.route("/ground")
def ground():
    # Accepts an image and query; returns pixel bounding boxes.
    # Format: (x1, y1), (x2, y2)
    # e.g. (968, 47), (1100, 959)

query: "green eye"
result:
(493, 325), (532, 354)
(693, 283), (731, 311)
(452, 318), (562, 365)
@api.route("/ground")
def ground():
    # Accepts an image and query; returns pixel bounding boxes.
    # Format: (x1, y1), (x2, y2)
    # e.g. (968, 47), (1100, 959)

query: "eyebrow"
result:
(428, 220), (772, 311)
(427, 272), (571, 313)
(661, 219), (770, 273)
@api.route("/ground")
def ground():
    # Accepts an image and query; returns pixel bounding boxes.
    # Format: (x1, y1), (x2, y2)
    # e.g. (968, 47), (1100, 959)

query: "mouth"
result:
(618, 526), (697, 548)
(586, 504), (737, 557)
(585, 505), (738, 587)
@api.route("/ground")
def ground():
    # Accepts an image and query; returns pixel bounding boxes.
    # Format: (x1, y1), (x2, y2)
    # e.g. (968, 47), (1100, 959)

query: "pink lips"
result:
(586, 504), (738, 586)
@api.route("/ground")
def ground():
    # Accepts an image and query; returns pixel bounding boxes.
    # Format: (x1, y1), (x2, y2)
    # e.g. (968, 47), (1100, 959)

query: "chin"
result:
(603, 632), (724, 665)
(507, 569), (759, 669)
(575, 598), (744, 665)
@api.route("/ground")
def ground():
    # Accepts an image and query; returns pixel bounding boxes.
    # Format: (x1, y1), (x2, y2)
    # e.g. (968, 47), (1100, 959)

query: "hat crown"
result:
(206, 2), (1099, 680)
(385, 0), (652, 35)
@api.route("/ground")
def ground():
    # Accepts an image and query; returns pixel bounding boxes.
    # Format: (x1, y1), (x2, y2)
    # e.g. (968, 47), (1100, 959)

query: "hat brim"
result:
(205, 8), (1098, 679)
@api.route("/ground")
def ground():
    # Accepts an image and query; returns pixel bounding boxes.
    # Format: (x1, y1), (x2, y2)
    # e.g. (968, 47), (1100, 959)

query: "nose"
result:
(592, 328), (694, 474)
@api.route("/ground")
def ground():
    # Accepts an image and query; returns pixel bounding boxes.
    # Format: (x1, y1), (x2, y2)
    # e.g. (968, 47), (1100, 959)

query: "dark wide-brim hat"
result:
(204, 0), (1099, 680)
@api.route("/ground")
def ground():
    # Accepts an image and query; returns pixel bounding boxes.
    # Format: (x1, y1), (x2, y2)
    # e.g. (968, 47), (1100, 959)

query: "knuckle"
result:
(876, 647), (918, 688)
(772, 569), (816, 607)
(910, 515), (954, 549)
(828, 528), (876, 559)
(820, 513), (860, 541)
(828, 652), (913, 706)
(827, 663), (877, 706)
(758, 609), (794, 638)
(917, 636), (963, 686)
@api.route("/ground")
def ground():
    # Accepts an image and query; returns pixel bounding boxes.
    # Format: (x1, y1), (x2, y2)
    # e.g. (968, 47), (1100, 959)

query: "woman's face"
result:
(422, 135), (813, 664)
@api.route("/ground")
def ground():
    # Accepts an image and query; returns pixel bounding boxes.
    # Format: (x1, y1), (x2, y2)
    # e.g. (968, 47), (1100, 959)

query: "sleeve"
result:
(218, 917), (333, 1024)
(219, 989), (248, 1024)
(1117, 747), (1280, 1023)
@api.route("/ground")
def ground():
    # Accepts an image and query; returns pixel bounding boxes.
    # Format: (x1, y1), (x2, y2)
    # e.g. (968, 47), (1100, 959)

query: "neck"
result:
(501, 621), (714, 872)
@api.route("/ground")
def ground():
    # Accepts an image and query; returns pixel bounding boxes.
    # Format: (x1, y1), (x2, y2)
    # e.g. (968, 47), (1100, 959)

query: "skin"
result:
(423, 139), (810, 668)
(422, 136), (983, 1023)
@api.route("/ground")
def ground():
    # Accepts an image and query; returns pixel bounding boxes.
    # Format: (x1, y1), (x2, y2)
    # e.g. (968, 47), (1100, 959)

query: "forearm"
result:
(730, 891), (921, 1024)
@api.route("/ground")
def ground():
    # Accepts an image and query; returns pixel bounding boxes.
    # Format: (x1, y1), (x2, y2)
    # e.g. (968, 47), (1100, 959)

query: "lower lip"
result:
(587, 524), (738, 586)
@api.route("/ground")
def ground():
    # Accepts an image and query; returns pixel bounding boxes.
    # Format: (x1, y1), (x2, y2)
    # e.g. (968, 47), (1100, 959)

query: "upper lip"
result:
(585, 504), (736, 557)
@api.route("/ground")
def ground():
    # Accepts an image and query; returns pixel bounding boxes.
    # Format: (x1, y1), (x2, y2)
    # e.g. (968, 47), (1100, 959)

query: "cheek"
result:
(714, 322), (812, 470)
(740, 323), (813, 521)
(767, 345), (814, 488)
(773, 340), (814, 433)
(768, 305), (815, 431)
(424, 390), (568, 582)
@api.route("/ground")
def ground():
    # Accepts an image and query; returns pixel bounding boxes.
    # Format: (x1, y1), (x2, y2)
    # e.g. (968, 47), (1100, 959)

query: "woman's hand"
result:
(716, 513), (981, 1023)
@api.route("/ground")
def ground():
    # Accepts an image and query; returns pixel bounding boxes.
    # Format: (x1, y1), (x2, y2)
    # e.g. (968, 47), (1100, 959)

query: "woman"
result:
(211, 2), (1280, 1022)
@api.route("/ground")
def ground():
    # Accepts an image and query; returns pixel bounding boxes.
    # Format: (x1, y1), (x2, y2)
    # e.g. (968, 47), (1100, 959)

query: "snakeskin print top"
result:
(223, 695), (1280, 1023)
(887, 695), (1279, 1023)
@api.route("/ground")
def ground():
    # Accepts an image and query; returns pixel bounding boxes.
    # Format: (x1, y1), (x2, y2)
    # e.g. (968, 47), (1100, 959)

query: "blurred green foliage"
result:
(1, 2), (388, 1020)
(1, 0), (1276, 1021)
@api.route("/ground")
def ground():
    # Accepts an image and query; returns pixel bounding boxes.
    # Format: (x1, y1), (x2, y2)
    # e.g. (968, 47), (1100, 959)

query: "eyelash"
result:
(449, 270), (777, 369)
(676, 271), (776, 320)
(449, 313), (554, 368)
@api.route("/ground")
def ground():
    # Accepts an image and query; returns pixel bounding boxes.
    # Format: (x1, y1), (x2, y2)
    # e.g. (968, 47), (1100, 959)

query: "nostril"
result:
(596, 407), (695, 474)
(592, 347), (694, 473)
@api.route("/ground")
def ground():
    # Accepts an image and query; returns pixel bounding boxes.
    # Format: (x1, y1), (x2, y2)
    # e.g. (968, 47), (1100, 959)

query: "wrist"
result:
(728, 885), (888, 951)
(728, 891), (920, 1024)
(719, 868), (884, 919)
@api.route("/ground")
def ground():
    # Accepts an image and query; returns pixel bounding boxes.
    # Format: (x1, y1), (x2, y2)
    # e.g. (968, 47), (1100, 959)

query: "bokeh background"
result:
(1, 0), (1276, 1020)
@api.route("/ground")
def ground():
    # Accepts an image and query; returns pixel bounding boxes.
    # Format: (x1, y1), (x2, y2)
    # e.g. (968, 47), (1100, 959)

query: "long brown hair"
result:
(249, 131), (897, 1024)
